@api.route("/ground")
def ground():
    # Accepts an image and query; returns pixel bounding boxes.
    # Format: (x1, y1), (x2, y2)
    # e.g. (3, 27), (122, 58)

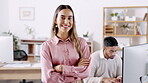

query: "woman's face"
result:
(55, 9), (74, 34)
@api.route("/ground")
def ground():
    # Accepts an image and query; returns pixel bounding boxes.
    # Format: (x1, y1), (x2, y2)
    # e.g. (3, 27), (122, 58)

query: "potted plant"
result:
(83, 32), (89, 40)
(110, 12), (118, 21)
(121, 24), (129, 29)
(121, 24), (131, 34)
(25, 25), (35, 39)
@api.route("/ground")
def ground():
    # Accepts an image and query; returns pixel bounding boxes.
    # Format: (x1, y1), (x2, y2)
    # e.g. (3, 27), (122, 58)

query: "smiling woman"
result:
(55, 9), (73, 38)
(40, 5), (90, 83)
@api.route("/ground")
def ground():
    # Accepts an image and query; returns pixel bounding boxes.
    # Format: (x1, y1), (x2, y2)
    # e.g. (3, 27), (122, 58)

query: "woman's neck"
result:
(57, 32), (69, 40)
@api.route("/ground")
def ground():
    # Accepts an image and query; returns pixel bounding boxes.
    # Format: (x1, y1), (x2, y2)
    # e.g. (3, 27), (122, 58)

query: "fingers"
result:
(109, 78), (117, 83)
(102, 78), (113, 83)
(78, 60), (89, 66)
(110, 78), (121, 83)
(53, 65), (62, 72)
(102, 77), (121, 83)
(116, 77), (122, 83)
(78, 58), (89, 66)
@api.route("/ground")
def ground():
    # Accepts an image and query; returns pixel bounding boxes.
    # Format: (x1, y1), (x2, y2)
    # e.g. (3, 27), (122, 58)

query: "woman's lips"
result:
(63, 26), (69, 29)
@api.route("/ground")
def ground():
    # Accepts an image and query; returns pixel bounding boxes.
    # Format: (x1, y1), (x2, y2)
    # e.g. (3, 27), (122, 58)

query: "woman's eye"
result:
(61, 17), (65, 20)
(68, 17), (73, 20)
(68, 18), (71, 20)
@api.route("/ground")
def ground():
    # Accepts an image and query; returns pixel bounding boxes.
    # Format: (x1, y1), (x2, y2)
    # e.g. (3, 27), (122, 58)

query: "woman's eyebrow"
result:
(60, 15), (73, 17)
(60, 15), (65, 17)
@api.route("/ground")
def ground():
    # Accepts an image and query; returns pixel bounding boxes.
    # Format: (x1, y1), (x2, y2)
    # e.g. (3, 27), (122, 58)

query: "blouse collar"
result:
(53, 36), (71, 45)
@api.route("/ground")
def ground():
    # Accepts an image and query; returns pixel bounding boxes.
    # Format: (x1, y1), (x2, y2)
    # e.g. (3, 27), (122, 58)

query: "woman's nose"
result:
(64, 19), (69, 24)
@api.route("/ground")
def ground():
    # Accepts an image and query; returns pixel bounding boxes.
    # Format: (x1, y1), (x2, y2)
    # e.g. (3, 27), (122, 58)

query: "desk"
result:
(0, 63), (41, 80)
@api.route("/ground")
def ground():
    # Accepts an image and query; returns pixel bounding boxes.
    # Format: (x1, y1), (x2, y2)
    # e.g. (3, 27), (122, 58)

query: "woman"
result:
(40, 5), (90, 83)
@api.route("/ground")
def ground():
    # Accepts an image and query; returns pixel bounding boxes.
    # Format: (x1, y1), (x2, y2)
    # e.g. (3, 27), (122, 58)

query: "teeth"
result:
(63, 26), (69, 28)
(64, 26), (68, 27)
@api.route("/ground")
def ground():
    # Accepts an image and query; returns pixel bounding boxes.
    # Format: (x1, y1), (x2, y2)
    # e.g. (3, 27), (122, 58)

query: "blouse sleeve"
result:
(40, 42), (75, 83)
(62, 38), (91, 79)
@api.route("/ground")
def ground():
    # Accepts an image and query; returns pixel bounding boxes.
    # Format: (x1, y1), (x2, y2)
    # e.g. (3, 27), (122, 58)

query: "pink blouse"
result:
(40, 36), (90, 83)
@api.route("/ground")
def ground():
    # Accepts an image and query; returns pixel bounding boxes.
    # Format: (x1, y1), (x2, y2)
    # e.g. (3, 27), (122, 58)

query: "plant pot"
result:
(111, 16), (118, 21)
(83, 37), (89, 41)
(27, 34), (35, 39)
(122, 28), (128, 34)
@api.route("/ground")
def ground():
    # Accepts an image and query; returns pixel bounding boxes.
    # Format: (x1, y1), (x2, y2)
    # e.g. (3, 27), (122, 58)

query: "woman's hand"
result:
(54, 65), (62, 72)
(77, 58), (89, 66)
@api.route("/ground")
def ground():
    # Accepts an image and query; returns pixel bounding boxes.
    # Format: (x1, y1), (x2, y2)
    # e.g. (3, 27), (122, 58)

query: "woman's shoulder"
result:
(78, 37), (87, 42)
(42, 38), (54, 46)
(78, 37), (88, 45)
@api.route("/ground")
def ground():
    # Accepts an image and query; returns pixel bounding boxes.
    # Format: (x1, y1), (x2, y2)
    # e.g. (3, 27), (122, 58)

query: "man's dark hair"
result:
(104, 36), (118, 47)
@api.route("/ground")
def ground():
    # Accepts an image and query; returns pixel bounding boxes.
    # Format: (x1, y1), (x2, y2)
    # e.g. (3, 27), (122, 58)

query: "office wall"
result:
(2, 0), (148, 51)
(0, 0), (9, 34)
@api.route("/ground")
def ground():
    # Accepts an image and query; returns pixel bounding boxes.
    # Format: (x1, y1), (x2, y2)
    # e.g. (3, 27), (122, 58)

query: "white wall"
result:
(0, 0), (9, 34)
(3, 0), (148, 51)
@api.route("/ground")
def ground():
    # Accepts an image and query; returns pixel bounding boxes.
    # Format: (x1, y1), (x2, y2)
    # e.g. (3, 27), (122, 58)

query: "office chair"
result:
(14, 50), (33, 83)
(14, 50), (28, 61)
(19, 79), (33, 83)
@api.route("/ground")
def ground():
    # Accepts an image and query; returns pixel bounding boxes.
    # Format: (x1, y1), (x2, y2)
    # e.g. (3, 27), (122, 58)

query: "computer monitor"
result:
(122, 43), (148, 83)
(0, 36), (13, 63)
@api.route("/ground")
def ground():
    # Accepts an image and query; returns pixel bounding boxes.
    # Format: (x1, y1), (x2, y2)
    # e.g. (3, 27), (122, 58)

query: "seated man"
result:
(83, 36), (122, 83)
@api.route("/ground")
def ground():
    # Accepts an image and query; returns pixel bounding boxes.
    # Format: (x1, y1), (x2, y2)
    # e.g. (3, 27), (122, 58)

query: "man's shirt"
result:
(83, 49), (122, 83)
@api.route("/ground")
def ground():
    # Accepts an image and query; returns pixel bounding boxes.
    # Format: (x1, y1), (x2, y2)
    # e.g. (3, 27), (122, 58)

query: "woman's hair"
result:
(51, 5), (82, 57)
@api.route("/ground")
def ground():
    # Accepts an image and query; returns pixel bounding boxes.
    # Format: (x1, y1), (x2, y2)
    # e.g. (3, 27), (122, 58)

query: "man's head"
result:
(103, 36), (118, 59)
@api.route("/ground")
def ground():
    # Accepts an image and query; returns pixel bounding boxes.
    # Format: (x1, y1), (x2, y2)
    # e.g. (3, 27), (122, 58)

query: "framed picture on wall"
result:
(19, 7), (35, 21)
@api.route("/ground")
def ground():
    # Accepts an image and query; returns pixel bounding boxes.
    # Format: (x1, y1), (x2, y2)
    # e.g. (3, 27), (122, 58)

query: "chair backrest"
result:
(14, 50), (28, 61)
